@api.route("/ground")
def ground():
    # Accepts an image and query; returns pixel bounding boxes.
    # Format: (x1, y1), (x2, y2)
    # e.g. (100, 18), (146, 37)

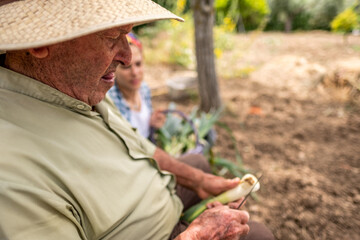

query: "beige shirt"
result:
(0, 66), (183, 240)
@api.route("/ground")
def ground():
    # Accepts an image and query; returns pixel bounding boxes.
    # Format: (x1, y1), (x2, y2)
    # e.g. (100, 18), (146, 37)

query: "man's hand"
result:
(207, 198), (246, 210)
(194, 173), (240, 199)
(153, 148), (240, 199)
(176, 205), (250, 240)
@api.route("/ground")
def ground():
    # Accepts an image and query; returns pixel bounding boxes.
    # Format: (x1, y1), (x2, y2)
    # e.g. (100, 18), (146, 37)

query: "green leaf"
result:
(215, 121), (244, 166)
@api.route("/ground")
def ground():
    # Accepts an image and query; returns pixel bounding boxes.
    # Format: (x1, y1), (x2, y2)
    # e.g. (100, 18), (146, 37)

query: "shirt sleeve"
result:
(0, 182), (85, 240)
(137, 132), (157, 157)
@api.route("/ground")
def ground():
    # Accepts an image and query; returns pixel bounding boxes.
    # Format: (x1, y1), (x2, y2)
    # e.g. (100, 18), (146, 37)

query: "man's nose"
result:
(114, 36), (132, 66)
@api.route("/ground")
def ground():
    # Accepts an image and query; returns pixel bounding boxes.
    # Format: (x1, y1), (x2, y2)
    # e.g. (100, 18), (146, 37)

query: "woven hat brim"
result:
(0, 0), (183, 51)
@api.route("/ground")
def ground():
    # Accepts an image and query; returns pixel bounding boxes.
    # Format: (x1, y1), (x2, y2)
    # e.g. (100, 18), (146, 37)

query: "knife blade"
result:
(237, 174), (263, 209)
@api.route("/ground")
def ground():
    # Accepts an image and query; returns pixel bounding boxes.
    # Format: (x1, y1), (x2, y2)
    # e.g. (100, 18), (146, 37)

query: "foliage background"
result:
(135, 0), (359, 69)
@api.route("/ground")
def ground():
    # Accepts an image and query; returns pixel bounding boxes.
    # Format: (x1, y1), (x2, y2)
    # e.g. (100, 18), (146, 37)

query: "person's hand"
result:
(176, 205), (250, 240)
(207, 197), (246, 210)
(194, 173), (240, 199)
(149, 109), (166, 129)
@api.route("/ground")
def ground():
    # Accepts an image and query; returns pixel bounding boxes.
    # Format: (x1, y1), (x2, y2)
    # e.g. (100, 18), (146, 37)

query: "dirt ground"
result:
(146, 32), (360, 240)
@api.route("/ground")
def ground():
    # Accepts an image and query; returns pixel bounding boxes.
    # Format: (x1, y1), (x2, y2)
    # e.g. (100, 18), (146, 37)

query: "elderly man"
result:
(0, 0), (274, 239)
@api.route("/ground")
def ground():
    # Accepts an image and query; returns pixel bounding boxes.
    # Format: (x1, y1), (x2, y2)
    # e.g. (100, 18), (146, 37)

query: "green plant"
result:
(307, 0), (345, 30)
(139, 12), (238, 68)
(139, 13), (195, 68)
(213, 26), (236, 59)
(212, 121), (249, 178)
(331, 7), (359, 34)
(215, 0), (270, 31)
(155, 103), (220, 157)
(154, 103), (251, 178)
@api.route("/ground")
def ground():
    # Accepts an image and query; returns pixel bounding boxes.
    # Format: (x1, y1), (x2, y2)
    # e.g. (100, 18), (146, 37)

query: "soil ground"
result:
(146, 32), (360, 240)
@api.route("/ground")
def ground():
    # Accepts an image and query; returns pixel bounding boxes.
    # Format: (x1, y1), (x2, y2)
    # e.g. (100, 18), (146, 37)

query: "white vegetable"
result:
(181, 174), (260, 223)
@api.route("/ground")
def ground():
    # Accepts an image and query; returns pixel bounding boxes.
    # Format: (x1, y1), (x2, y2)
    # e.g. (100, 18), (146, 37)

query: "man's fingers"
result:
(238, 210), (250, 225)
(189, 206), (251, 239)
(228, 202), (238, 209)
(228, 197), (245, 209)
(239, 223), (250, 235)
(206, 201), (222, 209)
(226, 177), (241, 187)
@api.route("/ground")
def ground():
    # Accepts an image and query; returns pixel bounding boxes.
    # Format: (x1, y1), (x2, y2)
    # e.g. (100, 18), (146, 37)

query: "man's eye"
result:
(98, 33), (121, 46)
(106, 36), (120, 43)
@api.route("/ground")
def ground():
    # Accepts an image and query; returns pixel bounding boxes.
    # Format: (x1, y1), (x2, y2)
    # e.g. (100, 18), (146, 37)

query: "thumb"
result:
(226, 177), (241, 188)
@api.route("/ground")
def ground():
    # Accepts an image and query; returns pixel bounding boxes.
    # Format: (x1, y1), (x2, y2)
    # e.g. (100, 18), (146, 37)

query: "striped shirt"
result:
(108, 81), (153, 123)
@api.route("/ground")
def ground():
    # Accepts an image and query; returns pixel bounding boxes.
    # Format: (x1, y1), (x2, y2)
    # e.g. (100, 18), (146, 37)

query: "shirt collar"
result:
(0, 65), (94, 115)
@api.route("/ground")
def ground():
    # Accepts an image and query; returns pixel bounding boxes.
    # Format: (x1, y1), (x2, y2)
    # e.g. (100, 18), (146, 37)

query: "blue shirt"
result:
(108, 81), (153, 123)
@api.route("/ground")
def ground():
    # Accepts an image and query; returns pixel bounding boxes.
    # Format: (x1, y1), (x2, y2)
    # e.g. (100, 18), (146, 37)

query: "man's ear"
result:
(28, 47), (49, 59)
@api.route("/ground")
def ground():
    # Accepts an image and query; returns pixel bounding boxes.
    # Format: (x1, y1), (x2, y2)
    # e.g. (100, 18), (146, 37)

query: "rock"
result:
(298, 211), (317, 227)
(251, 55), (327, 99)
(323, 57), (360, 102)
(283, 220), (298, 230)
(301, 194), (321, 209)
(165, 71), (197, 100)
(353, 194), (360, 204)
(324, 58), (360, 88)
(279, 229), (298, 240)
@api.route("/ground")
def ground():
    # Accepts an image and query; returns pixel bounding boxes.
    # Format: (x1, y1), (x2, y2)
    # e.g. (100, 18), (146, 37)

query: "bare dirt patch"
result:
(147, 32), (360, 240)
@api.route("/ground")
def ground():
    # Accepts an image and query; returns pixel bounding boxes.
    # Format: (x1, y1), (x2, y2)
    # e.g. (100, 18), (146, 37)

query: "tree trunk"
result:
(285, 15), (293, 33)
(191, 0), (221, 112)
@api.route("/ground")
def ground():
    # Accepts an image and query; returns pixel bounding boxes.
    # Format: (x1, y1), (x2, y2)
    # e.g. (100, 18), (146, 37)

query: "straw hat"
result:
(0, 0), (183, 51)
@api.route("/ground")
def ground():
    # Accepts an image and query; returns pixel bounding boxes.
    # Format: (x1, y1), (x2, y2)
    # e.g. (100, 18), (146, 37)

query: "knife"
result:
(237, 174), (263, 209)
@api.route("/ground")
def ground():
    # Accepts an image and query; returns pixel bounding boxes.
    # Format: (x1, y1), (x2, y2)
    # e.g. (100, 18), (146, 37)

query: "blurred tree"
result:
(191, 0), (221, 112)
(266, 0), (355, 31)
(147, 0), (221, 112)
(154, 0), (270, 32)
(308, 0), (345, 30)
(215, 0), (270, 32)
(267, 0), (312, 32)
(152, 0), (178, 12)
(331, 1), (359, 43)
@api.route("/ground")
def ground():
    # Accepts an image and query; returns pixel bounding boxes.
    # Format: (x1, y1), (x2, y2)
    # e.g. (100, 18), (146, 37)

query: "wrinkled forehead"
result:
(96, 25), (134, 38)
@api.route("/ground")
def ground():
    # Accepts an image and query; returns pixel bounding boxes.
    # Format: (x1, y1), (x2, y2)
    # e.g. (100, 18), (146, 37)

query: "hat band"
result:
(0, 0), (22, 7)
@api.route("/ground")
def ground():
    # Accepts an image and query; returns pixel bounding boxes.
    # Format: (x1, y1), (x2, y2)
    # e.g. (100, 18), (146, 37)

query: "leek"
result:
(181, 174), (260, 223)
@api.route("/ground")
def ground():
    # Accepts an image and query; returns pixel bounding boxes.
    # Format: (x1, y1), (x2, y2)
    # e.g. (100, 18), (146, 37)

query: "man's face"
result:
(115, 45), (144, 92)
(47, 24), (133, 106)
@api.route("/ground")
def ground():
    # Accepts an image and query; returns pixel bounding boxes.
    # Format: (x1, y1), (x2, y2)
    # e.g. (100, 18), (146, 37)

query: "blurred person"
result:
(0, 0), (274, 239)
(108, 32), (165, 139)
